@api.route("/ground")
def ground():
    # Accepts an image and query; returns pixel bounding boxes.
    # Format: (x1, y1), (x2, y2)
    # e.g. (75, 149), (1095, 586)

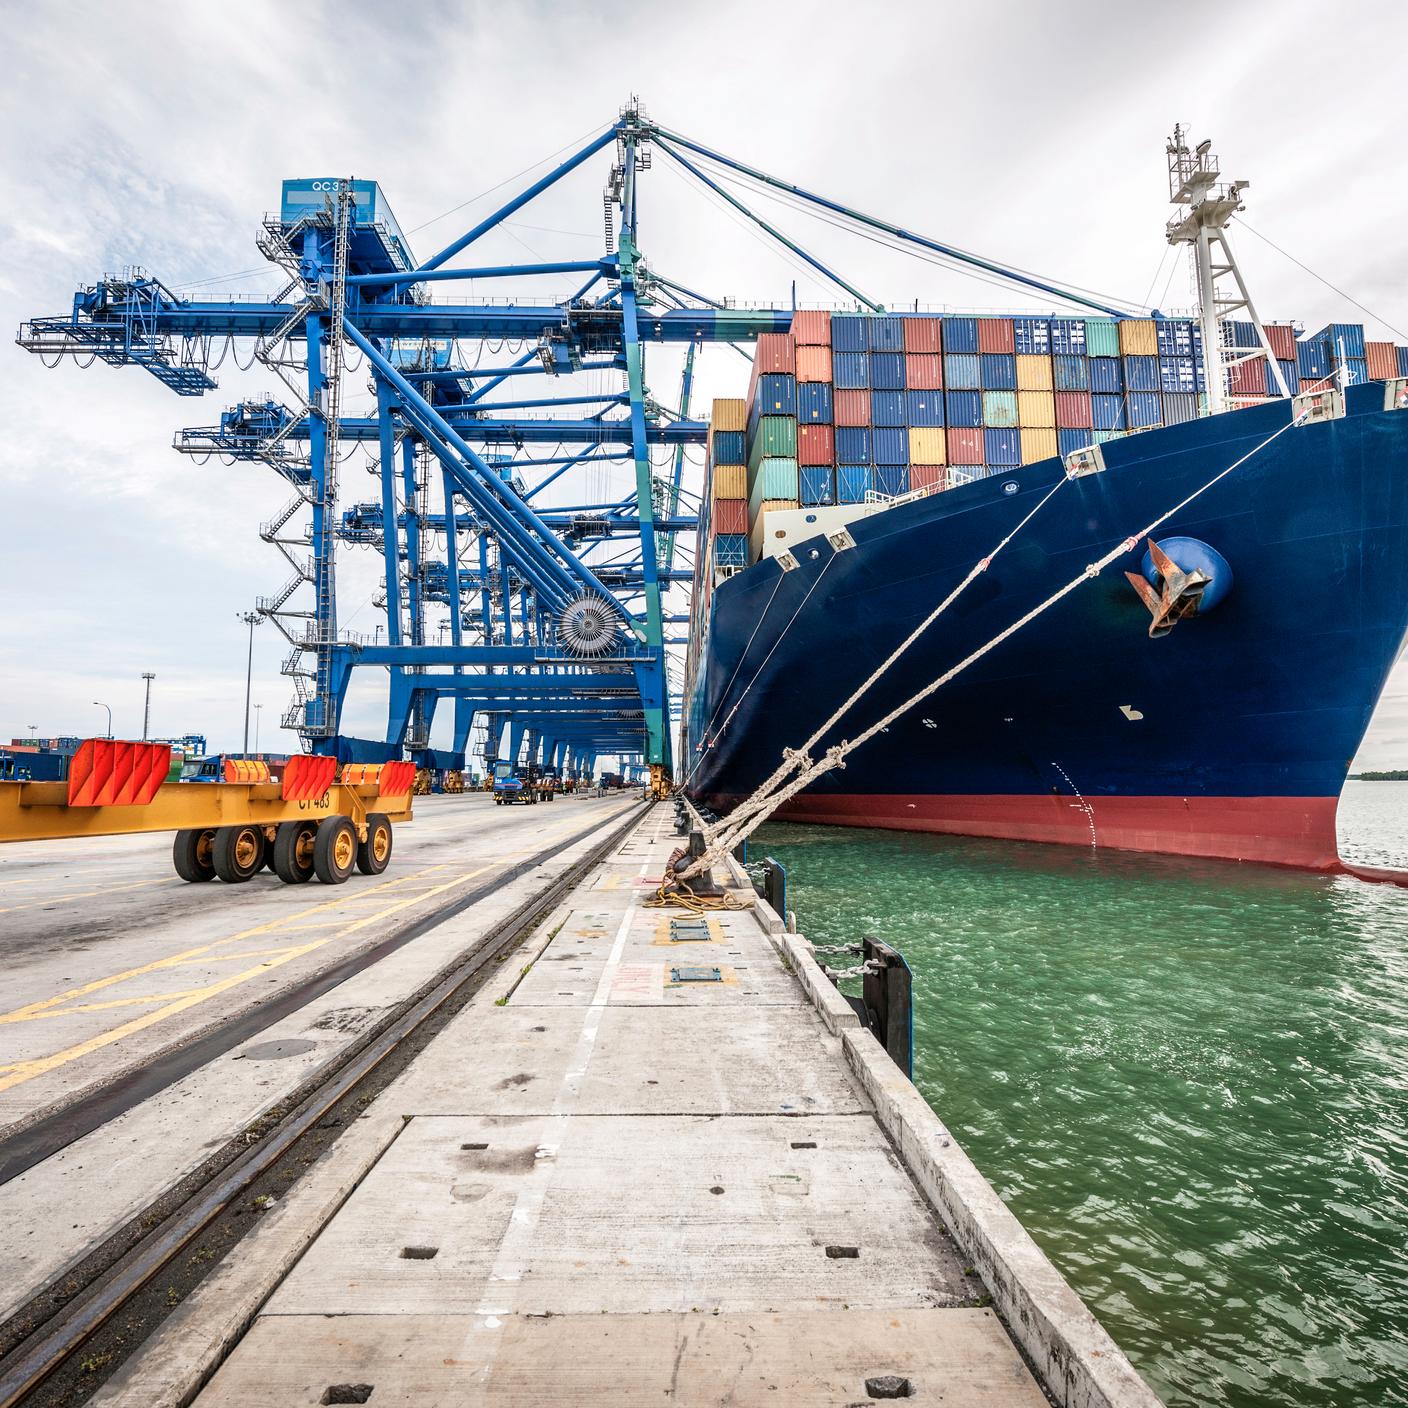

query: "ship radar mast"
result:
(1165, 125), (1290, 413)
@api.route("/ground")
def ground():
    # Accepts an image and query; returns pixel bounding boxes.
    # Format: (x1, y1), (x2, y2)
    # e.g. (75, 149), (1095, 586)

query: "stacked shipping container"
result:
(698, 314), (1408, 575)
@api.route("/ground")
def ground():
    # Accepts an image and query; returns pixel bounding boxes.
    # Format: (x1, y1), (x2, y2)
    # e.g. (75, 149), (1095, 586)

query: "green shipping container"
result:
(747, 415), (798, 468)
(982, 390), (1018, 428)
(1084, 319), (1120, 357)
(749, 455), (800, 511)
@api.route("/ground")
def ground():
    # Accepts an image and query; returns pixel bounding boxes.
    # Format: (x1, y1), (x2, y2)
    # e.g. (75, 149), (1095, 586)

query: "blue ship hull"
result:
(684, 384), (1408, 868)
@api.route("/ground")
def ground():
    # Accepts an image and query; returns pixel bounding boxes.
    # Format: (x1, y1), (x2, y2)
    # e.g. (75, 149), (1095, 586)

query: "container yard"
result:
(4, 7), (1408, 1408)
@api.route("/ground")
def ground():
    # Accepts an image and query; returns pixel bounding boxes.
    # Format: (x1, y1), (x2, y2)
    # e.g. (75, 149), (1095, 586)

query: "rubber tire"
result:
(173, 828), (217, 883)
(356, 813), (393, 875)
(213, 824), (265, 883)
(313, 816), (357, 885)
(273, 821), (318, 884)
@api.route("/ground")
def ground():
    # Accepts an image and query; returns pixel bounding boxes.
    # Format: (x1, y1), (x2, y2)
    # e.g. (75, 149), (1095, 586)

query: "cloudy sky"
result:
(2, 0), (1405, 767)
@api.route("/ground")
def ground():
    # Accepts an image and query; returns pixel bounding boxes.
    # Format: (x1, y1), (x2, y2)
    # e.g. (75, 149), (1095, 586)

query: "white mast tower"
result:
(1165, 125), (1290, 414)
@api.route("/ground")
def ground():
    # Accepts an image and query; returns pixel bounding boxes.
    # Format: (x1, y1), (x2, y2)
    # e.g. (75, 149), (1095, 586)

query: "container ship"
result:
(682, 135), (1408, 869)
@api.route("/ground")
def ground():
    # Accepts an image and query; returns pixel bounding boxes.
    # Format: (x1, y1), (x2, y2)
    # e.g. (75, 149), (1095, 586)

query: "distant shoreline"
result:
(1349, 771), (1408, 781)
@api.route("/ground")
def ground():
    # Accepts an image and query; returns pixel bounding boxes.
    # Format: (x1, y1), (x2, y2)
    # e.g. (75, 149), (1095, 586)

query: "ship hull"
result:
(684, 385), (1408, 869)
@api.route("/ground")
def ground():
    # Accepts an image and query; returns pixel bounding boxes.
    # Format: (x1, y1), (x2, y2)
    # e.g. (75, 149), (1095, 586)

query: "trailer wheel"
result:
(273, 821), (318, 884)
(314, 816), (357, 884)
(356, 813), (393, 875)
(173, 828), (217, 883)
(213, 824), (266, 883)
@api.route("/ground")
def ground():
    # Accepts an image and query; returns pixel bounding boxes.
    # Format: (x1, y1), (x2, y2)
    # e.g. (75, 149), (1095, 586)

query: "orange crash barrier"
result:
(67, 740), (172, 808)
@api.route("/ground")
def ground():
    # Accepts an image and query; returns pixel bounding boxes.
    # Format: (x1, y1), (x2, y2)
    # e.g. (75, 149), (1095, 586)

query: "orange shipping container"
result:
(905, 354), (943, 390)
(1366, 341), (1398, 379)
(1265, 324), (1297, 361)
(791, 310), (831, 346)
(834, 389), (870, 426)
(753, 333), (795, 375)
(910, 464), (946, 492)
(907, 426), (946, 464)
(1017, 390), (1056, 427)
(795, 346), (833, 383)
(1020, 427), (1058, 464)
(798, 424), (835, 466)
(712, 499), (748, 535)
(711, 398), (747, 433)
(902, 316), (942, 354)
(977, 317), (1015, 354)
(712, 463), (747, 500)
(1015, 354), (1053, 390)
(1118, 319), (1158, 356)
(947, 427), (984, 464)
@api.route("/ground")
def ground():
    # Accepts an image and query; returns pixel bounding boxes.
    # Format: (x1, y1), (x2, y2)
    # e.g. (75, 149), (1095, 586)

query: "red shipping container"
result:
(712, 499), (748, 535)
(977, 317), (1015, 354)
(1055, 391), (1092, 428)
(1366, 341), (1398, 379)
(798, 423), (835, 466)
(911, 465), (946, 491)
(1227, 360), (1267, 397)
(902, 316), (942, 354)
(791, 310), (831, 347)
(947, 427), (984, 464)
(1265, 323), (1297, 361)
(834, 389), (870, 426)
(754, 333), (796, 375)
(795, 346), (833, 383)
(905, 353), (943, 390)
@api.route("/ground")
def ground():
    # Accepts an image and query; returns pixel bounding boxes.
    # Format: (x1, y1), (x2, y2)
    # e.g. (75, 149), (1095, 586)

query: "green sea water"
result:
(753, 781), (1408, 1408)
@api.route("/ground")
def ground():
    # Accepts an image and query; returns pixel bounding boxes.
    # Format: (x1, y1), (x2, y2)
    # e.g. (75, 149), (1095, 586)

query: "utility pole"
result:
(254, 702), (263, 754)
(93, 701), (112, 738)
(141, 672), (156, 740)
(239, 611), (261, 757)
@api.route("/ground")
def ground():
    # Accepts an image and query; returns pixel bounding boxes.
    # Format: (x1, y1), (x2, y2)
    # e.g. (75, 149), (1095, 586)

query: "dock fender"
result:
(1142, 536), (1233, 613)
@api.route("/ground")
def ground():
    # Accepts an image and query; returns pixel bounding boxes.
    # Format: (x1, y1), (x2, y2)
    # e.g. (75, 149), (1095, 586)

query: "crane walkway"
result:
(100, 806), (1154, 1407)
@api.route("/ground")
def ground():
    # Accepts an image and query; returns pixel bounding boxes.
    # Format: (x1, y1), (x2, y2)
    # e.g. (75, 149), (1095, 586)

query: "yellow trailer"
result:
(0, 741), (416, 886)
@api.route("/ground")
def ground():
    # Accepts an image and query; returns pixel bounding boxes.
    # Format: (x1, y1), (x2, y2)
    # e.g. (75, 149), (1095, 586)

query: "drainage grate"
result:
(670, 965), (722, 984)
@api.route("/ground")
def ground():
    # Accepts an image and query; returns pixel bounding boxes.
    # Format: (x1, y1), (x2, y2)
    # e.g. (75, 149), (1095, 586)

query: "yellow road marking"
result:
(0, 877), (170, 915)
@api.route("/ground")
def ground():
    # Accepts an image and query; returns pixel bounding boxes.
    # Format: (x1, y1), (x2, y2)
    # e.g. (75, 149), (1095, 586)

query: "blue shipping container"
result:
(945, 390), (983, 427)
(867, 316), (905, 352)
(904, 390), (944, 426)
(835, 426), (871, 462)
(799, 466), (836, 506)
(1089, 357), (1122, 394)
(984, 428), (1021, 466)
(1159, 357), (1196, 395)
(981, 353), (1017, 390)
(1128, 391), (1162, 428)
(1050, 319), (1087, 356)
(1224, 320), (1259, 349)
(871, 352), (906, 390)
(1156, 319), (1196, 357)
(712, 430), (745, 463)
(870, 390), (905, 427)
(1013, 317), (1051, 355)
(872, 426), (910, 465)
(756, 373), (796, 416)
(1057, 428), (1093, 458)
(1053, 354), (1090, 391)
(1297, 340), (1330, 379)
(833, 352), (869, 389)
(714, 534), (748, 568)
(1276, 360), (1300, 393)
(797, 382), (833, 424)
(874, 465), (910, 497)
(1125, 355), (1160, 392)
(1341, 358), (1369, 386)
(831, 316), (868, 352)
(1398, 346), (1408, 377)
(943, 317), (979, 353)
(837, 465), (873, 503)
(1162, 392), (1199, 425)
(1311, 323), (1367, 360)
(1092, 394), (1126, 431)
(944, 354), (981, 390)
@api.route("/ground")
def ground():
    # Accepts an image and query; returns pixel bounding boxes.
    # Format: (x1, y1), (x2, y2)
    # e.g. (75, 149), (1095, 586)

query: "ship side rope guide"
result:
(657, 403), (1314, 904)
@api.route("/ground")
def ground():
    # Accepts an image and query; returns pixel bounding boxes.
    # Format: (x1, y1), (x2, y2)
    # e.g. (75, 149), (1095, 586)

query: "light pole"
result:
(93, 700), (112, 738)
(253, 703), (263, 755)
(239, 612), (262, 757)
(141, 672), (156, 741)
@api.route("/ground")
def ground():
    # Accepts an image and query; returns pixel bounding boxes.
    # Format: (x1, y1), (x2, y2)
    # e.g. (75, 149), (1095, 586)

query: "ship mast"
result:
(1165, 125), (1290, 413)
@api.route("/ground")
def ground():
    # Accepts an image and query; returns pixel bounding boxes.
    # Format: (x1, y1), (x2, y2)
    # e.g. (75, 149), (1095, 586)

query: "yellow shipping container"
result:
(1015, 354), (1053, 390)
(908, 426), (947, 464)
(712, 463), (747, 500)
(711, 397), (747, 432)
(1020, 427), (1059, 464)
(1118, 319), (1158, 356)
(1017, 390), (1056, 427)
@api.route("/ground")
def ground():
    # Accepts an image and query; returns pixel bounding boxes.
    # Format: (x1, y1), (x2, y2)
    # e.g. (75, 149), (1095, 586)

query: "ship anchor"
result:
(1125, 538), (1210, 638)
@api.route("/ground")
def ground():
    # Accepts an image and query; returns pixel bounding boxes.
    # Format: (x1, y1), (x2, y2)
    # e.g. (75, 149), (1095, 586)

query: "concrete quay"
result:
(94, 804), (1161, 1408)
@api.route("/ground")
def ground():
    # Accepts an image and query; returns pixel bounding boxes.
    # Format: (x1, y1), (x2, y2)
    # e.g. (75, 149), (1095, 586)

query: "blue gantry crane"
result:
(16, 103), (1134, 790)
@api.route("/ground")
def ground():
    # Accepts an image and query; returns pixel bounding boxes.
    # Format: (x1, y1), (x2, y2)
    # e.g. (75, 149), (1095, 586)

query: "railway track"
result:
(0, 800), (651, 1407)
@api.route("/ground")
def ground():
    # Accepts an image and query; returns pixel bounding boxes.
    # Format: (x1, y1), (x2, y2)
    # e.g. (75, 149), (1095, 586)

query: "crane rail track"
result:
(0, 799), (652, 1408)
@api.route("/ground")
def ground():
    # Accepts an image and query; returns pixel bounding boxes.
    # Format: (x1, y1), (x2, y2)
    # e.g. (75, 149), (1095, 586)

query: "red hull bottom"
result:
(757, 792), (1346, 871)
